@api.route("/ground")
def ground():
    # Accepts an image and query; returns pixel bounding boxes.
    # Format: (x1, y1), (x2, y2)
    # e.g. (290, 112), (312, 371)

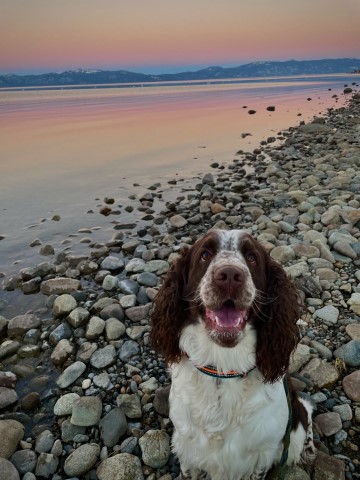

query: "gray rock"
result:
(328, 231), (357, 246)
(118, 278), (139, 295)
(137, 272), (158, 287)
(61, 418), (86, 443)
(71, 396), (103, 426)
(35, 453), (59, 479)
(119, 294), (137, 308)
(50, 339), (74, 365)
(64, 443), (100, 477)
(0, 315), (8, 335)
(54, 393), (80, 416)
(86, 316), (105, 340)
(270, 245), (295, 264)
(35, 429), (54, 453)
(56, 361), (86, 388)
(309, 340), (333, 361)
(90, 345), (116, 369)
(0, 340), (21, 360)
(100, 303), (124, 321)
(10, 450), (37, 475)
(7, 314), (41, 337)
(41, 277), (81, 295)
(300, 358), (339, 389)
(93, 372), (110, 389)
(143, 260), (170, 275)
(99, 408), (128, 447)
(333, 340), (360, 367)
(76, 342), (98, 363)
(313, 305), (339, 324)
(170, 214), (187, 228)
(314, 412), (342, 436)
(289, 344), (312, 373)
(333, 404), (352, 421)
(0, 387), (18, 409)
(139, 429), (170, 468)
(67, 307), (90, 327)
(105, 317), (126, 340)
(52, 294), (77, 317)
(103, 275), (119, 291)
(49, 322), (73, 344)
(122, 240), (141, 253)
(97, 453), (144, 480)
(119, 340), (140, 362)
(100, 256), (125, 271)
(333, 240), (357, 259)
(116, 394), (142, 418)
(284, 465), (310, 480)
(153, 386), (170, 416)
(125, 304), (151, 322)
(0, 458), (20, 480)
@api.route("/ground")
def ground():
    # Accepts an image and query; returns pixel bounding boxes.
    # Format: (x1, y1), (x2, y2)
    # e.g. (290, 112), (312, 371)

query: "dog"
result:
(150, 229), (316, 480)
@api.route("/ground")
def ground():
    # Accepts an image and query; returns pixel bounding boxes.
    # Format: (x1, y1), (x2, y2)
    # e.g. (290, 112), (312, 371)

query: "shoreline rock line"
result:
(0, 91), (360, 479)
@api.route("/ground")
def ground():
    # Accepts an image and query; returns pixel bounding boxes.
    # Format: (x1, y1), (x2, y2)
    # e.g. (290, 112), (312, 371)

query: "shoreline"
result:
(1, 90), (360, 479)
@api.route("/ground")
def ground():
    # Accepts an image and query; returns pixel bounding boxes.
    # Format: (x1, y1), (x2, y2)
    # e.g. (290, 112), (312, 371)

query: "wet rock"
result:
(35, 429), (55, 453)
(7, 314), (41, 337)
(0, 340), (21, 360)
(21, 392), (40, 411)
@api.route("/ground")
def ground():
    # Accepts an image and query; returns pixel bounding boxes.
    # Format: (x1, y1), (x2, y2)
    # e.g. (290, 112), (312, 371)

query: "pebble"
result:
(97, 453), (144, 480)
(0, 420), (24, 459)
(139, 429), (171, 468)
(90, 345), (116, 369)
(56, 361), (86, 388)
(0, 458), (20, 480)
(71, 396), (103, 426)
(63, 443), (100, 477)
(99, 408), (128, 447)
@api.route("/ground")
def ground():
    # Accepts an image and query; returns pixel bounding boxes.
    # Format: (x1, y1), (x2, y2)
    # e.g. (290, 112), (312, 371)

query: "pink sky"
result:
(1, 0), (359, 75)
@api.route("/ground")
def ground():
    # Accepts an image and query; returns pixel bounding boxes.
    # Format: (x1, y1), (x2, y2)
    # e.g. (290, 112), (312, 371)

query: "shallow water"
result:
(0, 73), (359, 276)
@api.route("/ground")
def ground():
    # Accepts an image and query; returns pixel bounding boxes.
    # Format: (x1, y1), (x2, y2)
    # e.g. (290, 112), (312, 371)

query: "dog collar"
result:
(194, 364), (257, 379)
(183, 352), (256, 379)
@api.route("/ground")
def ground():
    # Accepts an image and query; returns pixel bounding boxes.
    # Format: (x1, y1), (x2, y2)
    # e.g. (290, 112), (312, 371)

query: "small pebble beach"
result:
(0, 88), (360, 480)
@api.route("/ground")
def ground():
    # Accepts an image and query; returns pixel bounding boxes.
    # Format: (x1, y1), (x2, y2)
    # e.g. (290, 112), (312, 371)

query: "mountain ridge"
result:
(1, 58), (360, 88)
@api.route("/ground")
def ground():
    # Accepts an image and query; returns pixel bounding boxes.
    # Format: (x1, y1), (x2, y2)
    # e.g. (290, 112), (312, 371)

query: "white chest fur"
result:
(169, 359), (289, 480)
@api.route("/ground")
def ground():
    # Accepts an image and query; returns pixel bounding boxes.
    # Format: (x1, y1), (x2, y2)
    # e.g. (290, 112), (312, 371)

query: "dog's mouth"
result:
(204, 300), (248, 335)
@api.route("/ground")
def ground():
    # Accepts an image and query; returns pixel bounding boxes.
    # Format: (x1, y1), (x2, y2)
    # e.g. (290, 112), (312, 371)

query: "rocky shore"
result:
(1, 90), (360, 480)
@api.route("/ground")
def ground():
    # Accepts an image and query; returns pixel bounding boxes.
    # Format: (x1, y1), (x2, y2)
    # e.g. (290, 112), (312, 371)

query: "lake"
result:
(0, 73), (359, 275)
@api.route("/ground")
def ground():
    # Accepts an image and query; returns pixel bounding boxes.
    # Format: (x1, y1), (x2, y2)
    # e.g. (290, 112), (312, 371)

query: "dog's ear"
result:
(150, 246), (191, 364)
(256, 256), (300, 383)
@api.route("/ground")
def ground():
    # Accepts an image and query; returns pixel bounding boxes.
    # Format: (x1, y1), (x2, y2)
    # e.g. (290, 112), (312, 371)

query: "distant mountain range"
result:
(1, 58), (360, 88)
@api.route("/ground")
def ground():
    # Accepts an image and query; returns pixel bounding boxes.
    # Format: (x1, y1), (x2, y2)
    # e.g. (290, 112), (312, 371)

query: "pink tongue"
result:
(206, 305), (246, 328)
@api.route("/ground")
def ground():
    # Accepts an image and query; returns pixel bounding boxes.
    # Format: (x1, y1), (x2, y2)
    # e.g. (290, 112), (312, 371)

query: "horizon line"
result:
(2, 56), (360, 78)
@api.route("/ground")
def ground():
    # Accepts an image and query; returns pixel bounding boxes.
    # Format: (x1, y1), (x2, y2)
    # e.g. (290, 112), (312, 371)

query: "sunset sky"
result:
(1, 0), (359, 75)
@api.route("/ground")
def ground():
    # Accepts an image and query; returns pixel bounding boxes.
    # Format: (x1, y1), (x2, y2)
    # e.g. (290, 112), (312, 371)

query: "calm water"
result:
(0, 74), (359, 276)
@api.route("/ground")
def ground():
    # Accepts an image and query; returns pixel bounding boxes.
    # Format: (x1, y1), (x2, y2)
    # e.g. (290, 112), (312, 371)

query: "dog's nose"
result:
(214, 266), (245, 289)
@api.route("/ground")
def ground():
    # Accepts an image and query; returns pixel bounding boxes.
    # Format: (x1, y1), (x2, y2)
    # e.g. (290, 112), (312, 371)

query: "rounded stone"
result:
(52, 294), (77, 317)
(137, 272), (158, 287)
(10, 449), (37, 475)
(56, 361), (86, 389)
(54, 392), (80, 416)
(71, 396), (103, 426)
(97, 453), (144, 480)
(169, 214), (187, 228)
(270, 245), (295, 264)
(334, 340), (360, 367)
(139, 429), (170, 468)
(0, 420), (24, 458)
(0, 387), (18, 409)
(314, 412), (342, 436)
(342, 370), (360, 401)
(35, 429), (55, 453)
(86, 316), (106, 340)
(0, 458), (20, 480)
(90, 345), (116, 369)
(21, 392), (40, 411)
(99, 408), (128, 448)
(105, 318), (126, 340)
(7, 314), (41, 338)
(64, 443), (100, 477)
(34, 453), (59, 478)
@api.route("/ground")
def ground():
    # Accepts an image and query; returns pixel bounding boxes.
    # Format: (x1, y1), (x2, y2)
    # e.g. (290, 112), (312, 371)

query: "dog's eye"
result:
(246, 253), (257, 264)
(201, 250), (212, 261)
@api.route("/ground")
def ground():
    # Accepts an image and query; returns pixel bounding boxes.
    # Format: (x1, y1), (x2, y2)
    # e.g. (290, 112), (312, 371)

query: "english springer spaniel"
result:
(151, 229), (316, 480)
